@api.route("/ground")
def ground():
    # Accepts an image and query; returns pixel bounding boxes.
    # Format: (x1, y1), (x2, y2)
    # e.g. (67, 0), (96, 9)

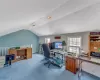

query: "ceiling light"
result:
(47, 16), (52, 19)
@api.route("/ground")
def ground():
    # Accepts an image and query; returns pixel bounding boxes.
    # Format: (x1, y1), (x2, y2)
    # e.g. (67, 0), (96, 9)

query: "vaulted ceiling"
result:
(0, 0), (100, 36)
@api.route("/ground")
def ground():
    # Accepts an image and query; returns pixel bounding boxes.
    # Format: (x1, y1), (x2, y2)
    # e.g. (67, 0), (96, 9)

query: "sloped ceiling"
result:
(0, 0), (100, 36)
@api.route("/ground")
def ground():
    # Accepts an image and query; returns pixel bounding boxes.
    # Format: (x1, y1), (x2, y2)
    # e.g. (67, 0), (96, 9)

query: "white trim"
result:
(67, 37), (81, 54)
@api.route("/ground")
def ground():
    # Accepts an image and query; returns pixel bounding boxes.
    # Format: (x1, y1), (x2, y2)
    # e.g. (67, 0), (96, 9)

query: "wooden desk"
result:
(66, 54), (100, 75)
(8, 48), (32, 62)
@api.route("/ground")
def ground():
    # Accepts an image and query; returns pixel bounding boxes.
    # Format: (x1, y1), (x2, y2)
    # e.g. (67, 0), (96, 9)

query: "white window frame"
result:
(45, 38), (50, 44)
(67, 37), (81, 54)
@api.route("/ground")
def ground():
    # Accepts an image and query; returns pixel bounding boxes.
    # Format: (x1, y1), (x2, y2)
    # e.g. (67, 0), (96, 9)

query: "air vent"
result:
(32, 22), (36, 26)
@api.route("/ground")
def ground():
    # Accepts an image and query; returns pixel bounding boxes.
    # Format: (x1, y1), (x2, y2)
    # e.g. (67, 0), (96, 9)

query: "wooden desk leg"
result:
(78, 59), (82, 80)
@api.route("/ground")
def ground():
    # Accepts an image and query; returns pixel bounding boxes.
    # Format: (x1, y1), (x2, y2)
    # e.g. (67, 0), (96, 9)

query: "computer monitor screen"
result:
(55, 42), (62, 49)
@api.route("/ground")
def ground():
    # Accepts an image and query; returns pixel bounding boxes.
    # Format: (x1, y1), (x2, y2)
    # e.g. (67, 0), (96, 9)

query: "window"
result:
(68, 37), (81, 54)
(45, 38), (50, 43)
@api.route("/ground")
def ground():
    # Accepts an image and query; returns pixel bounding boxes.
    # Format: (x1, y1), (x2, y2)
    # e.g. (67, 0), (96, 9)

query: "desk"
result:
(78, 56), (100, 78)
(50, 49), (67, 67)
(9, 48), (32, 62)
(65, 54), (100, 78)
(50, 49), (67, 59)
(50, 49), (67, 57)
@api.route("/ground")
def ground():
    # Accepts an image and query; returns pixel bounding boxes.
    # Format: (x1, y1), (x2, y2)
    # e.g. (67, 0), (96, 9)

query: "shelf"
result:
(90, 35), (100, 36)
(90, 38), (100, 39)
(90, 41), (100, 42)
(89, 33), (100, 56)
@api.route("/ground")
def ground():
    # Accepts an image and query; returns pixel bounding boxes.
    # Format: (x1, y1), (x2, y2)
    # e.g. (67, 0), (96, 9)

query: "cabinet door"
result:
(90, 42), (100, 52)
(26, 48), (32, 59)
(66, 57), (76, 74)
(90, 42), (94, 51)
(66, 57), (71, 70)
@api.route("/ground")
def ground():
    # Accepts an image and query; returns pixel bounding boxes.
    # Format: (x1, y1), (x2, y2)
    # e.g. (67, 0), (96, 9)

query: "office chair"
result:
(42, 44), (55, 68)
(4, 54), (15, 66)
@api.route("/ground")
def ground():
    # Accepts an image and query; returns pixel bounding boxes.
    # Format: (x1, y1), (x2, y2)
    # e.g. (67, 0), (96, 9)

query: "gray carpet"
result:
(0, 54), (100, 80)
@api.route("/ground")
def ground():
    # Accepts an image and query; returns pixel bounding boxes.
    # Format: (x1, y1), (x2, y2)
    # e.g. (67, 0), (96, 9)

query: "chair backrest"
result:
(42, 44), (50, 58)
(6, 54), (15, 61)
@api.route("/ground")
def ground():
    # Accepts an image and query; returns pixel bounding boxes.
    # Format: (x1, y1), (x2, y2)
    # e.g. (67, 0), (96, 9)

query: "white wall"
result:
(66, 32), (89, 52)
(39, 32), (89, 53)
(39, 34), (67, 43)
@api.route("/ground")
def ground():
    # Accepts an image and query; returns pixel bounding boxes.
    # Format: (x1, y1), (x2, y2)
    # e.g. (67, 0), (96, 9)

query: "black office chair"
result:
(42, 44), (55, 68)
(4, 54), (15, 66)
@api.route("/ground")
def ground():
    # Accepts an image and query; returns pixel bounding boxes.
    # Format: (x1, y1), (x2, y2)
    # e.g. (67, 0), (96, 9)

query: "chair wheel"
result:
(59, 65), (62, 68)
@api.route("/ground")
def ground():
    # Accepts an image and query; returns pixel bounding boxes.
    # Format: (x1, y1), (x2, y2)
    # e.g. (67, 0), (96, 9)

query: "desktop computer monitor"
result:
(55, 42), (62, 49)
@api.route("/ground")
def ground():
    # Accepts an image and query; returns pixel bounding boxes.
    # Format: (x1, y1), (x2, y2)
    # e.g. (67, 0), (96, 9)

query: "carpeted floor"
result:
(0, 54), (100, 80)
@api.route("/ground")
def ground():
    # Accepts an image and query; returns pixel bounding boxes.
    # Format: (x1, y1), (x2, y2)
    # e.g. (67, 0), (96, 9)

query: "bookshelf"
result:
(9, 48), (32, 62)
(89, 32), (100, 56)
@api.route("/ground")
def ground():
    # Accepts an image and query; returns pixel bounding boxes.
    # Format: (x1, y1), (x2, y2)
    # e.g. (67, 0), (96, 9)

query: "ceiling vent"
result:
(32, 22), (36, 27)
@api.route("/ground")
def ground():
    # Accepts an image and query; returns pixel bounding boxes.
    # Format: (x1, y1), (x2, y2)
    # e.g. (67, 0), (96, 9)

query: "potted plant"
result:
(62, 41), (66, 51)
